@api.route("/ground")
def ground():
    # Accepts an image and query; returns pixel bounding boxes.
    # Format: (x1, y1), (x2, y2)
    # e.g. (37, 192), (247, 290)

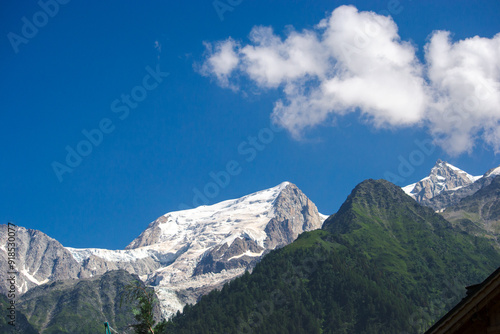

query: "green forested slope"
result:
(0, 293), (38, 334)
(17, 270), (151, 334)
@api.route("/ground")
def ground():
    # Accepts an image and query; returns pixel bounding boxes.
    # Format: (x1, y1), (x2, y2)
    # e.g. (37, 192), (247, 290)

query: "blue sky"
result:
(1, 1), (500, 250)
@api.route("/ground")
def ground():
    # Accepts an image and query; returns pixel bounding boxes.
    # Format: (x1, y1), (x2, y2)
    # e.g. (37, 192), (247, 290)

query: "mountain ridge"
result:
(441, 175), (500, 238)
(0, 181), (325, 318)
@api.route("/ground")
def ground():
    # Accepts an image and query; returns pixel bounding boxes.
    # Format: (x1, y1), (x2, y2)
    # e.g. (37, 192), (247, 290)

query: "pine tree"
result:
(121, 280), (164, 334)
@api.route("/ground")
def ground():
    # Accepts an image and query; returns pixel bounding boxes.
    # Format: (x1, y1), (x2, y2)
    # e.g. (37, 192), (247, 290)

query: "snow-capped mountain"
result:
(126, 181), (324, 316)
(128, 181), (291, 250)
(402, 160), (480, 203)
(0, 182), (325, 318)
(402, 160), (500, 210)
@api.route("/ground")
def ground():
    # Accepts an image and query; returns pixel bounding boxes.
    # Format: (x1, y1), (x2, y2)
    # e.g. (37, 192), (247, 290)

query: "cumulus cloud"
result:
(199, 5), (500, 154)
(426, 31), (500, 154)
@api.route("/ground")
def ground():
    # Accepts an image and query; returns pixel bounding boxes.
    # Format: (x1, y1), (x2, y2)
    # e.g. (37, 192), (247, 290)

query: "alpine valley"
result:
(2, 161), (500, 333)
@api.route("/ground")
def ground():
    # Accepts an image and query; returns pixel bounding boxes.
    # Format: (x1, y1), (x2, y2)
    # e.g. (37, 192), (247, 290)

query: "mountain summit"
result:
(402, 160), (479, 203)
(118, 181), (325, 316)
(126, 181), (323, 250)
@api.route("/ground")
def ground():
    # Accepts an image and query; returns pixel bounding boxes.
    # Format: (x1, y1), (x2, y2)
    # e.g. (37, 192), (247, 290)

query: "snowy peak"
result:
(429, 160), (479, 183)
(126, 181), (324, 316)
(125, 181), (291, 250)
(484, 166), (500, 178)
(403, 160), (479, 202)
(119, 181), (323, 316)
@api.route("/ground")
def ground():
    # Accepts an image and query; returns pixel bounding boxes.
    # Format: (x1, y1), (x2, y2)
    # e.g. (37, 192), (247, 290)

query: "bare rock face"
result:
(440, 175), (500, 238)
(0, 225), (81, 295)
(125, 215), (167, 249)
(265, 183), (324, 249)
(193, 237), (264, 276)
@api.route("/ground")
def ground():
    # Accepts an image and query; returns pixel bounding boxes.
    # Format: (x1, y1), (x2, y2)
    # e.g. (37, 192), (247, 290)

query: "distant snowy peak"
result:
(403, 160), (480, 202)
(430, 160), (479, 183)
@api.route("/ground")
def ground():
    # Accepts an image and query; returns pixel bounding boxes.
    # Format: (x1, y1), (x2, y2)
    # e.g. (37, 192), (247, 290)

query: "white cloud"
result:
(200, 5), (500, 155)
(200, 38), (240, 89)
(426, 31), (500, 154)
(240, 26), (329, 87)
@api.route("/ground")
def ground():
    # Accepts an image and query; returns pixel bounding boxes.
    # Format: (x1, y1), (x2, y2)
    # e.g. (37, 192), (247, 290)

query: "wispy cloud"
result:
(154, 40), (162, 59)
(199, 38), (240, 90)
(199, 5), (500, 155)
